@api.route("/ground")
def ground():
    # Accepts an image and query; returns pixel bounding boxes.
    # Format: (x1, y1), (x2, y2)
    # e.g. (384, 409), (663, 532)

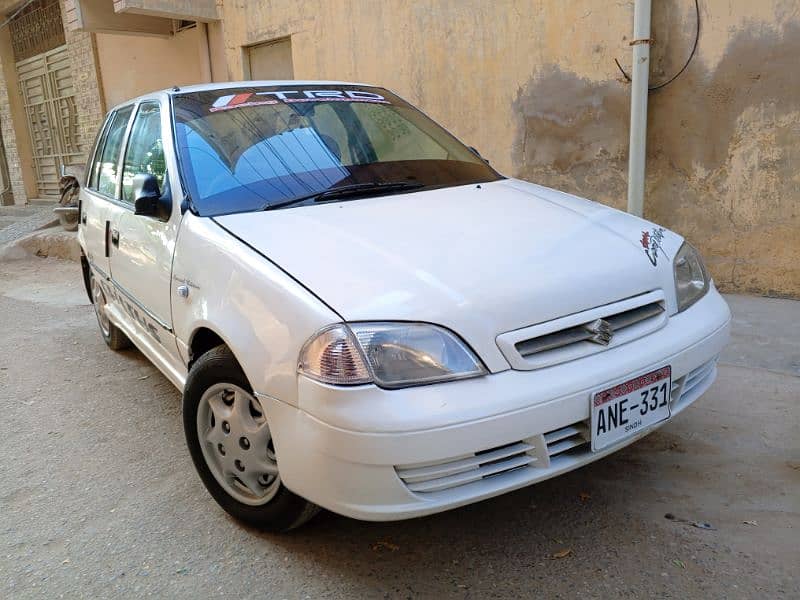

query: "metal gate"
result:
(16, 45), (81, 198)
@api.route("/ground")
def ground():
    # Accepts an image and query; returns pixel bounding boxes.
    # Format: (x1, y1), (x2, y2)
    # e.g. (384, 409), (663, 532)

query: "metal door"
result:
(246, 38), (294, 80)
(16, 45), (81, 198)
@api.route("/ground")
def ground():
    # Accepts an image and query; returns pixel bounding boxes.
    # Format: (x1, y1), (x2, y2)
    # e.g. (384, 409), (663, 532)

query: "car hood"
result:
(214, 178), (683, 372)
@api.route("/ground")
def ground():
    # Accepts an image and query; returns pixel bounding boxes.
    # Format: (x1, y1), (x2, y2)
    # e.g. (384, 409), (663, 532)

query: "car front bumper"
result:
(259, 287), (731, 521)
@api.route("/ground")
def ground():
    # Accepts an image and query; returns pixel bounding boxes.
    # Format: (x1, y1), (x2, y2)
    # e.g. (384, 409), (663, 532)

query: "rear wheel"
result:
(90, 272), (131, 350)
(183, 345), (319, 531)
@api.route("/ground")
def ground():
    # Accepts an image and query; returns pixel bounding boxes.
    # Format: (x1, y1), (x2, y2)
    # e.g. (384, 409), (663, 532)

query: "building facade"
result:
(0, 0), (796, 298)
(0, 0), (216, 203)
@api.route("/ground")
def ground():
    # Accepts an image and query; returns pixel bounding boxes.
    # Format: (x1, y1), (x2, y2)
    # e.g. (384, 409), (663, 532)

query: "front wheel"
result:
(182, 345), (319, 531)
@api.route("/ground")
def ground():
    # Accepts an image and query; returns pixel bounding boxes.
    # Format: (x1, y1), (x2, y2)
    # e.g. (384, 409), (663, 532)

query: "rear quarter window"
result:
(87, 116), (112, 190)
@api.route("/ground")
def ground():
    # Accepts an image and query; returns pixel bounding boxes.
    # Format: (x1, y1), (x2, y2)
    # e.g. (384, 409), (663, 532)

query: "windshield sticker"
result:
(640, 227), (666, 266)
(210, 90), (389, 112)
(210, 93), (278, 112)
(256, 90), (389, 104)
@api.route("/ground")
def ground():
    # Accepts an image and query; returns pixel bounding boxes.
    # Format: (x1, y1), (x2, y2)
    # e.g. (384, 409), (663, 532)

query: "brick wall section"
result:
(0, 55), (26, 204)
(63, 0), (79, 30)
(60, 0), (105, 164)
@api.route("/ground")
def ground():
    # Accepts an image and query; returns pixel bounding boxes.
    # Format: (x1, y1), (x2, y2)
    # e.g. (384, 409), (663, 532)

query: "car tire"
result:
(182, 344), (319, 532)
(90, 271), (131, 351)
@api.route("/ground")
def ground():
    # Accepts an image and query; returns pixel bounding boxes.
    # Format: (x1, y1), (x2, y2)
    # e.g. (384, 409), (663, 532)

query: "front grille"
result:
(396, 423), (593, 495)
(497, 291), (668, 370)
(682, 359), (716, 396)
(671, 358), (717, 410)
(545, 423), (590, 459)
(395, 441), (537, 494)
(516, 302), (664, 357)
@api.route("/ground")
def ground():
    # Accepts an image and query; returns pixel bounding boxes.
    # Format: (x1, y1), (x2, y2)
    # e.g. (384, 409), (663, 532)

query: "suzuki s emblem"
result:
(583, 319), (614, 346)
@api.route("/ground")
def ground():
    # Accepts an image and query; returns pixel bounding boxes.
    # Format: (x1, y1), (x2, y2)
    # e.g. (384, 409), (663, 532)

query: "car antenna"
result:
(172, 85), (181, 92)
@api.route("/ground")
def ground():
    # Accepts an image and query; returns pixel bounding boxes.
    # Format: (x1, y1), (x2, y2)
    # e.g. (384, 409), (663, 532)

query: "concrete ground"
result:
(0, 204), (58, 247)
(0, 257), (797, 599)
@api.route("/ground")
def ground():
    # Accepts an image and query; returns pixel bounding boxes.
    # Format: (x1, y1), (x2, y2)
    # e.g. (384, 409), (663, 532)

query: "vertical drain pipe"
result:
(626, 0), (652, 217)
(198, 22), (213, 83)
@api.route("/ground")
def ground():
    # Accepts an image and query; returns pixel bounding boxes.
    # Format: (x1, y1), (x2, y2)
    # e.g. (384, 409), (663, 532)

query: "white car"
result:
(77, 81), (731, 531)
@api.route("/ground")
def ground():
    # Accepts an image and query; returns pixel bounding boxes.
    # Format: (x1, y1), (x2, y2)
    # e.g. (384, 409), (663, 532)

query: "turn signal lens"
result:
(297, 324), (371, 385)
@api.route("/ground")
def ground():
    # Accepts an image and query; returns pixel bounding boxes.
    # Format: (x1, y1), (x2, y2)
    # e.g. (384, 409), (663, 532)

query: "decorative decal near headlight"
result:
(640, 227), (667, 266)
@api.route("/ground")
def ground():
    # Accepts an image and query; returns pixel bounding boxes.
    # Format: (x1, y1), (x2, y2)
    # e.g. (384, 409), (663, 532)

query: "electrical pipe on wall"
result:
(626, 0), (652, 217)
(198, 22), (213, 83)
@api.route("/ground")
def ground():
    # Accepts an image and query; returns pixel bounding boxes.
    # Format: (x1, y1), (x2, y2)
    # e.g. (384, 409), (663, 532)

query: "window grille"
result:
(10, 0), (65, 63)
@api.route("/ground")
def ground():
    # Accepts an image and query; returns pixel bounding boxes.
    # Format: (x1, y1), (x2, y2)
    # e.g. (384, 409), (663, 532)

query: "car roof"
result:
(110, 80), (378, 112)
(168, 80), (374, 94)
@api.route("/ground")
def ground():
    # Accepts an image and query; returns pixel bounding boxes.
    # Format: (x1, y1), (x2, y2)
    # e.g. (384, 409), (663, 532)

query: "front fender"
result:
(171, 214), (341, 406)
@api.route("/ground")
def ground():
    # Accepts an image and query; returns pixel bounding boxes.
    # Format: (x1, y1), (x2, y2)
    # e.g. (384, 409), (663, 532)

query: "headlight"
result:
(299, 322), (486, 389)
(673, 242), (709, 312)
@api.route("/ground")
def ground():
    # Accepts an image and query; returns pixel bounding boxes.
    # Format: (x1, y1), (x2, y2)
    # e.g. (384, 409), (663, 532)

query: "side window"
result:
(96, 105), (134, 197)
(87, 115), (112, 189)
(122, 103), (166, 204)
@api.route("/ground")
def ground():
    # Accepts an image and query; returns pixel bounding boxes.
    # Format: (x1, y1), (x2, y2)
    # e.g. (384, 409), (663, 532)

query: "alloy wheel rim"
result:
(197, 383), (281, 506)
(91, 276), (111, 337)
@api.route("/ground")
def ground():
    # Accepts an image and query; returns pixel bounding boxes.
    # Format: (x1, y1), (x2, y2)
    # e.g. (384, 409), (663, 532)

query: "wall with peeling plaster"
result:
(218, 0), (800, 297)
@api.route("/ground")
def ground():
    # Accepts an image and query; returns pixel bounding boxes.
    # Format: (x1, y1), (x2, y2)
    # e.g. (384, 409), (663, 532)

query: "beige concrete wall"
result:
(217, 0), (800, 298)
(207, 19), (228, 81)
(95, 25), (204, 108)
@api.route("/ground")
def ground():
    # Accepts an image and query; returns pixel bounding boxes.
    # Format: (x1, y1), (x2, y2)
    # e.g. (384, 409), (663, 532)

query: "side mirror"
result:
(133, 174), (162, 217)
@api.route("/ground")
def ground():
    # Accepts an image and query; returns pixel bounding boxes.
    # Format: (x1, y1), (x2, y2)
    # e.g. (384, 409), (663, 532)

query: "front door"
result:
(108, 101), (176, 346)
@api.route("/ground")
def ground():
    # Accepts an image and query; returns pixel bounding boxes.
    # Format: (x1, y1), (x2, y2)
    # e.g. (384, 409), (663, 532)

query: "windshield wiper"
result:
(312, 181), (424, 202)
(262, 181), (423, 211)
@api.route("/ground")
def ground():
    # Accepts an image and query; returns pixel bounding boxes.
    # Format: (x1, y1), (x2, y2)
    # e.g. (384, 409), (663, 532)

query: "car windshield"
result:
(172, 85), (501, 216)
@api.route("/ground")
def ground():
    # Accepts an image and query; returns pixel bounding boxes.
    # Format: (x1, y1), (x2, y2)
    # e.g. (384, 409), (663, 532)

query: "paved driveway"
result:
(1, 257), (797, 599)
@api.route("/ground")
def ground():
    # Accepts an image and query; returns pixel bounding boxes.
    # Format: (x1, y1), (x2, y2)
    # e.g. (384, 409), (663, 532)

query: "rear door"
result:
(108, 99), (178, 348)
(80, 105), (134, 279)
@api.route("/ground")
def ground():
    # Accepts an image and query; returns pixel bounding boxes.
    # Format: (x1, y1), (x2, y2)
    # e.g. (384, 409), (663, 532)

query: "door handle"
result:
(111, 229), (120, 247)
